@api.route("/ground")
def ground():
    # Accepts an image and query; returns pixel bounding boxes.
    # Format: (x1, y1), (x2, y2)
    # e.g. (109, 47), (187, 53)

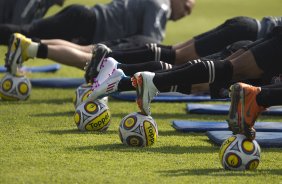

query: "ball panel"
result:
(84, 102), (99, 114)
(81, 90), (92, 102)
(246, 159), (260, 170)
(219, 135), (236, 162)
(126, 135), (144, 147)
(2, 79), (13, 91)
(123, 116), (137, 130)
(241, 139), (255, 154)
(143, 120), (157, 146)
(74, 111), (81, 126)
(18, 82), (29, 95)
(225, 152), (242, 168)
(0, 92), (19, 100)
(85, 110), (111, 131)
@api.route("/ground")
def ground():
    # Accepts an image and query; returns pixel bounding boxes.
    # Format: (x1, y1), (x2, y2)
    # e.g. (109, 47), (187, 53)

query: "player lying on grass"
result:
(0, 0), (65, 25)
(0, 0), (195, 46)
(81, 26), (282, 118)
(228, 82), (282, 140)
(5, 33), (255, 100)
(5, 16), (281, 76)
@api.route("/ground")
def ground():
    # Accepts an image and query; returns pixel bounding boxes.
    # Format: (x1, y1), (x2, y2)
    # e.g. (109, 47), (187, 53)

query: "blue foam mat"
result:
(30, 78), (85, 88)
(111, 91), (229, 102)
(206, 131), (282, 148)
(172, 120), (282, 132)
(0, 64), (61, 73)
(187, 103), (282, 115)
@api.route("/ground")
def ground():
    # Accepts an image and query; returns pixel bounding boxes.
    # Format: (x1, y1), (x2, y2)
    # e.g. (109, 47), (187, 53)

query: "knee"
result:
(222, 16), (258, 40)
(62, 4), (89, 15)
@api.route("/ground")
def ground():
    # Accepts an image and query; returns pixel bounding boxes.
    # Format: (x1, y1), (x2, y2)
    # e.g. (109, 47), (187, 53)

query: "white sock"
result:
(27, 42), (39, 58)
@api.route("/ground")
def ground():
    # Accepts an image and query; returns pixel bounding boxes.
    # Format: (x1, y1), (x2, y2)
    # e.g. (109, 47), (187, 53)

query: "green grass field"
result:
(1, 0), (282, 183)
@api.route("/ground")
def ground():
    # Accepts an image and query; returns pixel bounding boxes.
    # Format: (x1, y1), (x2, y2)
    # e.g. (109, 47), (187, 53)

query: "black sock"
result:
(118, 61), (172, 76)
(37, 43), (48, 58)
(117, 77), (135, 91)
(257, 83), (282, 107)
(153, 59), (233, 92)
(160, 48), (175, 65)
(31, 37), (41, 43)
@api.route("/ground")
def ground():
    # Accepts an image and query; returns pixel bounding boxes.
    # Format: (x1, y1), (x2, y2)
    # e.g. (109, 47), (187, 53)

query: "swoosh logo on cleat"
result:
(246, 101), (254, 117)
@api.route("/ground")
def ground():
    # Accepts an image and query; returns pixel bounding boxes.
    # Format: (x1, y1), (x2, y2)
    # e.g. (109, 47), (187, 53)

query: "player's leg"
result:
(228, 27), (282, 139)
(5, 33), (93, 73)
(174, 16), (259, 65)
(0, 4), (96, 45)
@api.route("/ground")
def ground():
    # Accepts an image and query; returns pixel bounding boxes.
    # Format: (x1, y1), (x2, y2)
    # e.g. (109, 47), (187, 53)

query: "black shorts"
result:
(248, 26), (282, 77)
(100, 35), (158, 50)
(194, 16), (258, 57)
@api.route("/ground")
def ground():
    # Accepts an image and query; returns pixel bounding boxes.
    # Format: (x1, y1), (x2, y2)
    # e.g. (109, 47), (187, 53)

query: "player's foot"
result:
(84, 44), (112, 83)
(131, 72), (159, 115)
(86, 69), (125, 102)
(228, 82), (266, 140)
(5, 33), (32, 75)
(92, 57), (119, 88)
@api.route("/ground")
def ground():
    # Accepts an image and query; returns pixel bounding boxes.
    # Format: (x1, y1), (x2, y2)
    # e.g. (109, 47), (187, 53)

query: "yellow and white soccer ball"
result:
(219, 134), (261, 170)
(0, 73), (31, 100)
(74, 99), (111, 131)
(73, 83), (108, 108)
(119, 112), (158, 147)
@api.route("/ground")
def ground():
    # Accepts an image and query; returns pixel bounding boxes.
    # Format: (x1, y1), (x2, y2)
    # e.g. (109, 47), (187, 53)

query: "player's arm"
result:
(142, 1), (170, 43)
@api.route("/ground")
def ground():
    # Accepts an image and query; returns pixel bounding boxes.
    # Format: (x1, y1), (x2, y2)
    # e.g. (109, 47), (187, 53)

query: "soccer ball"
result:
(219, 134), (261, 170)
(0, 73), (31, 100)
(74, 99), (111, 131)
(73, 83), (108, 108)
(73, 83), (93, 108)
(119, 112), (158, 147)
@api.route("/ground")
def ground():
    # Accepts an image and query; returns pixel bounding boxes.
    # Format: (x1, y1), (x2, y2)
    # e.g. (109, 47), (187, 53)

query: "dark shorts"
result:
(247, 26), (282, 77)
(194, 16), (258, 57)
(100, 35), (158, 50)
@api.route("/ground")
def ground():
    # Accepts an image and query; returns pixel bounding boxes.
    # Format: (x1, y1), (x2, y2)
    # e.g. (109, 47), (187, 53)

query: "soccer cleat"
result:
(86, 69), (125, 102)
(228, 83), (266, 140)
(92, 57), (119, 88)
(131, 72), (159, 115)
(84, 44), (112, 83)
(5, 33), (32, 75)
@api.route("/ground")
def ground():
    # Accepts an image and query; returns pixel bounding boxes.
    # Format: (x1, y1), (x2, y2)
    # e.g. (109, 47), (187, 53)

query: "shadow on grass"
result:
(32, 111), (74, 117)
(26, 98), (72, 104)
(67, 144), (217, 154)
(158, 130), (205, 137)
(157, 168), (282, 176)
(41, 129), (117, 135)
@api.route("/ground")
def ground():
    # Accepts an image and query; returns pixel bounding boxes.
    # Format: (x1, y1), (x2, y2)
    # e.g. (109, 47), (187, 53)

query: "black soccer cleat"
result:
(84, 44), (111, 83)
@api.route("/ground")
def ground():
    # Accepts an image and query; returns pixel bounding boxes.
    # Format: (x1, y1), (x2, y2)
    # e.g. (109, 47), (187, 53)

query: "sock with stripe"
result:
(118, 61), (172, 76)
(152, 59), (233, 92)
(108, 44), (175, 64)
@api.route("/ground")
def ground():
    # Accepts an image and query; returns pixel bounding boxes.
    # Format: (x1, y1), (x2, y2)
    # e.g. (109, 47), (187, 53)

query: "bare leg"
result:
(47, 45), (92, 70)
(42, 39), (94, 53)
(191, 83), (210, 94)
(230, 50), (263, 81)
(173, 39), (199, 65)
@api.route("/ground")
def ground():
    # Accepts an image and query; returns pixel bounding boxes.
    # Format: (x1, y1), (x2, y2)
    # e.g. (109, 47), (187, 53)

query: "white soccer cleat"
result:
(86, 69), (125, 102)
(131, 71), (159, 115)
(93, 57), (119, 88)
